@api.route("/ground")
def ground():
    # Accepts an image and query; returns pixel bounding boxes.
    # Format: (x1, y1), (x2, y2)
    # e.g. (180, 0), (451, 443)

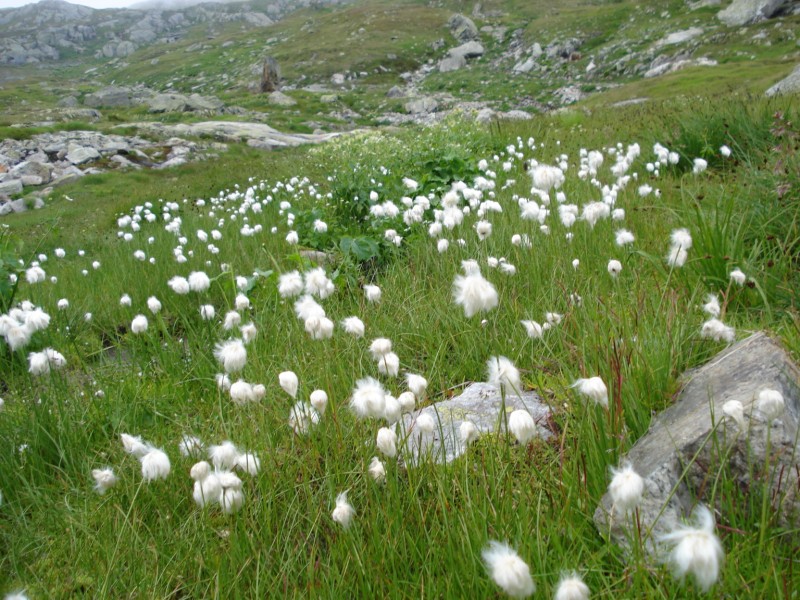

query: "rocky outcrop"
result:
(447, 14), (479, 43)
(260, 56), (281, 93)
(765, 64), (800, 96)
(717, 0), (792, 26)
(594, 333), (800, 555)
(81, 86), (224, 113)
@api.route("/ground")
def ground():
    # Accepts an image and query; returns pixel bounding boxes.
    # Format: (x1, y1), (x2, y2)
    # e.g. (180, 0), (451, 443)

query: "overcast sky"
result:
(0, 0), (141, 7)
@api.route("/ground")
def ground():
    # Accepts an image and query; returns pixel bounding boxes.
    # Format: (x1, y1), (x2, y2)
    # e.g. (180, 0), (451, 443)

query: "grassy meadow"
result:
(0, 94), (799, 598)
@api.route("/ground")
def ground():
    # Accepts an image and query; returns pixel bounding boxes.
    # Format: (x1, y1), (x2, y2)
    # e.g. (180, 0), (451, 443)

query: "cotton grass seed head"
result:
(487, 356), (521, 396)
(757, 389), (784, 421)
(332, 491), (355, 529)
(368, 456), (386, 484)
(572, 377), (608, 408)
(214, 338), (247, 373)
(608, 462), (644, 514)
(482, 541), (535, 598)
(279, 370), (299, 398)
(508, 410), (537, 445)
(659, 505), (724, 592)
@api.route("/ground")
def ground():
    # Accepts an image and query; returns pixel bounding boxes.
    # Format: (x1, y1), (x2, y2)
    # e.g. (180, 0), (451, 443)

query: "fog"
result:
(0, 0), (250, 9)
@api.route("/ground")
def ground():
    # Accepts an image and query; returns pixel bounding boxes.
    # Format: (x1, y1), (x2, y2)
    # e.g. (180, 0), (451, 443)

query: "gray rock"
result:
(554, 85), (585, 105)
(718, 0), (790, 26)
(401, 382), (553, 465)
(502, 110), (532, 120)
(331, 73), (346, 85)
(66, 145), (100, 165)
(147, 94), (188, 113)
(439, 55), (466, 73)
(449, 41), (484, 60)
(58, 96), (79, 108)
(0, 179), (23, 196)
(320, 94), (338, 103)
(116, 41), (136, 57)
(84, 87), (132, 108)
(386, 86), (405, 98)
(10, 160), (51, 184)
(765, 64), (800, 96)
(594, 333), (800, 554)
(645, 56), (717, 78)
(20, 175), (43, 186)
(475, 108), (496, 123)
(448, 14), (479, 43)
(267, 91), (297, 106)
(530, 43), (543, 58)
(513, 57), (536, 73)
(8, 198), (27, 213)
(656, 27), (704, 47)
(260, 56), (281, 93)
(405, 97), (438, 114)
(185, 94), (223, 111)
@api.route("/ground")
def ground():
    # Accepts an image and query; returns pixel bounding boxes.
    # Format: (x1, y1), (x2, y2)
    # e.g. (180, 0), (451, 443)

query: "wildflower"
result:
(131, 314), (149, 334)
(608, 462), (644, 513)
(234, 294), (250, 311)
(178, 435), (204, 457)
(415, 412), (436, 434)
(508, 410), (537, 444)
(218, 470), (244, 514)
(209, 441), (240, 470)
(147, 296), (162, 314)
(702, 294), (720, 318)
(364, 284), (382, 303)
(332, 491), (355, 529)
(729, 268), (746, 286)
(406, 373), (427, 398)
(310, 389), (328, 415)
(475, 220), (493, 241)
(487, 356), (521, 395)
(572, 259), (580, 270)
(240, 322), (257, 343)
(350, 377), (387, 419)
(615, 229), (635, 247)
(460, 421), (480, 446)
(91, 467), (117, 495)
(383, 394), (402, 424)
(369, 338), (392, 360)
(190, 461), (222, 508)
(666, 246), (688, 268)
(289, 401), (320, 435)
(224, 311), (242, 330)
(27, 348), (66, 376)
(188, 271), (210, 292)
(437, 239), (449, 253)
(235, 454), (260, 478)
(368, 456), (386, 484)
(572, 377), (608, 408)
(341, 316), (365, 337)
(304, 267), (335, 299)
(57, 298), (69, 311)
(607, 259), (622, 278)
(376, 427), (398, 458)
(554, 573), (590, 600)
(660, 505), (724, 592)
(120, 294), (132, 307)
(757, 389), (785, 421)
(700, 319), (735, 343)
(521, 320), (543, 339)
(215, 373), (232, 391)
(229, 380), (263, 405)
(453, 261), (499, 318)
(671, 228), (693, 251)
(482, 541), (535, 598)
(285, 230), (299, 245)
(692, 158), (708, 174)
(279, 370), (299, 398)
(140, 448), (171, 481)
(168, 275), (190, 295)
(278, 271), (304, 298)
(720, 145), (731, 158)
(397, 391), (416, 413)
(722, 400), (746, 431)
(214, 339), (247, 373)
(25, 265), (46, 284)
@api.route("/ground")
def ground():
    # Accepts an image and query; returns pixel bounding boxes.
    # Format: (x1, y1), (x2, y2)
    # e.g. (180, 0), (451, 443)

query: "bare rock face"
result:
(594, 333), (800, 555)
(717, 0), (791, 26)
(766, 64), (800, 96)
(260, 56), (281, 93)
(401, 382), (553, 465)
(447, 14), (478, 43)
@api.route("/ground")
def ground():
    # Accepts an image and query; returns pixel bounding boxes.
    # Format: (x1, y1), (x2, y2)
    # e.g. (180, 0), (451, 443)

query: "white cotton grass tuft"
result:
(278, 270), (304, 298)
(376, 352), (400, 377)
(279, 370), (299, 398)
(722, 400), (746, 431)
(190, 461), (222, 508)
(487, 356), (521, 396)
(414, 412), (436, 435)
(240, 322), (257, 343)
(608, 462), (644, 514)
(553, 573), (590, 600)
(234, 452), (261, 476)
(364, 284), (382, 303)
(188, 271), (211, 293)
(140, 448), (171, 481)
(702, 294), (721, 318)
(350, 377), (387, 419)
(572, 377), (609, 408)
(332, 491), (355, 529)
(700, 319), (735, 343)
(341, 316), (365, 337)
(729, 268), (746, 285)
(508, 410), (537, 444)
(607, 259), (622, 278)
(368, 456), (386, 484)
(406, 373), (428, 399)
(659, 505), (724, 592)
(28, 348), (67, 376)
(208, 441), (240, 470)
(199, 304), (216, 320)
(178, 435), (204, 457)
(91, 467), (117, 495)
(304, 267), (335, 299)
(147, 296), (162, 314)
(521, 320), (544, 339)
(218, 471), (245, 514)
(369, 337), (392, 360)
(289, 401), (320, 435)
(452, 260), (499, 318)
(757, 389), (785, 421)
(397, 391), (416, 414)
(310, 389), (328, 415)
(482, 540), (535, 598)
(3, 590), (30, 600)
(376, 426), (398, 458)
(229, 380), (265, 405)
(615, 229), (635, 247)
(224, 311), (242, 331)
(460, 421), (480, 446)
(213, 338), (247, 373)
(168, 276), (190, 295)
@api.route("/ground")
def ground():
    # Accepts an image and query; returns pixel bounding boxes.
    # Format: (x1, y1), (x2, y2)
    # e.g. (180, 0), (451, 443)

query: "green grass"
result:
(0, 94), (798, 597)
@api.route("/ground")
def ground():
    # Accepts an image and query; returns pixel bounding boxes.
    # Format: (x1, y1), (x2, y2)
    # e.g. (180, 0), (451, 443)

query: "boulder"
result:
(439, 55), (466, 73)
(331, 73), (346, 85)
(448, 14), (479, 43)
(449, 41), (484, 60)
(116, 41), (136, 57)
(404, 97), (438, 114)
(594, 333), (800, 554)
(10, 160), (52, 184)
(185, 94), (223, 111)
(65, 144), (100, 165)
(386, 86), (405, 98)
(83, 86), (132, 108)
(475, 108), (496, 123)
(260, 56), (281, 93)
(513, 58), (536, 73)
(0, 179), (23, 196)
(58, 96), (79, 108)
(765, 64), (800, 96)
(267, 91), (297, 106)
(320, 94), (338, 104)
(147, 94), (188, 113)
(401, 382), (553, 465)
(717, 0), (790, 26)
(656, 27), (704, 47)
